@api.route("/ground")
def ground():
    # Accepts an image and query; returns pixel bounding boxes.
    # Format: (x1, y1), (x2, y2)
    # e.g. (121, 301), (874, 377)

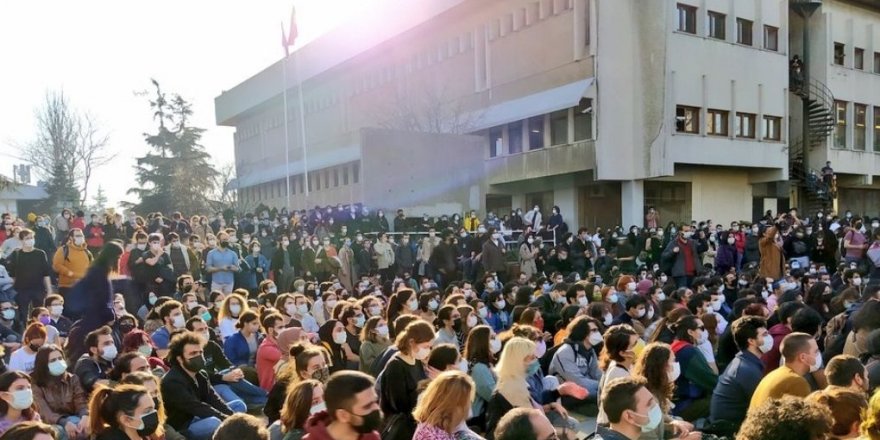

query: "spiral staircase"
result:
(789, 77), (836, 213)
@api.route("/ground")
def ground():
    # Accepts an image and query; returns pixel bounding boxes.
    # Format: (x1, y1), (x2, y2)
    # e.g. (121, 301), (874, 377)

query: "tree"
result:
(17, 91), (115, 211)
(89, 185), (108, 213)
(376, 78), (482, 134)
(208, 162), (253, 215)
(127, 79), (218, 214)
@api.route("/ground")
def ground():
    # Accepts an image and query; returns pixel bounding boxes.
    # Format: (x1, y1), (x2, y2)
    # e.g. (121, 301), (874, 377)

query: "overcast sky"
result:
(0, 0), (381, 209)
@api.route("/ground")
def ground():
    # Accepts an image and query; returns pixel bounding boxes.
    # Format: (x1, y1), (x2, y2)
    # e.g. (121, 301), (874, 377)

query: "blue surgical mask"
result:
(526, 360), (541, 376)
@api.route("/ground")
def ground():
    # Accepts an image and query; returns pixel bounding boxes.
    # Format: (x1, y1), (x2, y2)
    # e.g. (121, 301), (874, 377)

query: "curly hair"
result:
(861, 387), (880, 440)
(737, 396), (832, 440)
(632, 342), (675, 413)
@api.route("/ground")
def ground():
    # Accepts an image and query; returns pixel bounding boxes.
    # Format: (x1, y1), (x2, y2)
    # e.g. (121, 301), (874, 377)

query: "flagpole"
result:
(282, 54), (292, 210)
(293, 50), (309, 202)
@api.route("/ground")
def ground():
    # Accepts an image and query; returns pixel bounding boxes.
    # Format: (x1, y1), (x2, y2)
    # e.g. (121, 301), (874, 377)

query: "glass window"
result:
(509, 120), (523, 154)
(333, 169), (339, 187)
(855, 104), (867, 150)
(574, 99), (593, 141)
(735, 113), (756, 138)
(677, 4), (696, 34)
(528, 116), (544, 150)
(489, 126), (503, 157)
(874, 52), (880, 74)
(676, 106), (700, 134)
(855, 48), (865, 70)
(342, 166), (349, 185)
(834, 43), (845, 65)
(874, 107), (880, 152)
(708, 11), (726, 40)
(763, 116), (781, 141)
(550, 110), (569, 145)
(707, 109), (729, 136)
(764, 25), (778, 51)
(834, 101), (847, 148)
(353, 162), (360, 183)
(736, 18), (753, 46)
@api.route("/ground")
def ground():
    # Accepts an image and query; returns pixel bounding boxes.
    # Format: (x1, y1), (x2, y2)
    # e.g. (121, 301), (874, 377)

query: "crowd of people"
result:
(0, 203), (877, 440)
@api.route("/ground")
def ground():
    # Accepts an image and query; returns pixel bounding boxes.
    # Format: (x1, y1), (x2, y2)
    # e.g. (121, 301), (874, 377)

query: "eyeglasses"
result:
(697, 326), (706, 331)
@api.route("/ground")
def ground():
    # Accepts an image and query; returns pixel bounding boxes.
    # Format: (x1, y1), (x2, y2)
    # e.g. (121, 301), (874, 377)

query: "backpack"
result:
(539, 341), (578, 376)
(823, 308), (855, 359)
(63, 245), (93, 263)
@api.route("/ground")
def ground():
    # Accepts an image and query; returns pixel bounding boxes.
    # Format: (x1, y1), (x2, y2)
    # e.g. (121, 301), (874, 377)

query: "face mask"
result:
(186, 301), (199, 311)
(201, 310), (212, 322)
(526, 360), (541, 376)
(535, 340), (547, 358)
(646, 308), (655, 320)
(48, 359), (68, 376)
(368, 305), (381, 316)
(73, 236), (85, 246)
(634, 404), (663, 433)
(101, 345), (118, 361)
(47, 305), (63, 317)
(490, 338), (502, 354)
(635, 308), (646, 318)
(408, 299), (419, 311)
(458, 359), (469, 373)
(184, 354), (206, 373)
(333, 331), (347, 345)
(604, 313), (613, 326)
(352, 409), (383, 434)
(1, 309), (15, 321)
(853, 278), (863, 286)
(355, 316), (366, 328)
(494, 300), (506, 310)
(7, 389), (33, 410)
(588, 331), (603, 346)
(172, 314), (185, 329)
(711, 299), (723, 312)
(22, 238), (35, 248)
(376, 325), (389, 337)
(810, 352), (823, 373)
(310, 402), (327, 415)
(118, 322), (135, 334)
(148, 295), (158, 306)
(325, 299), (338, 310)
(467, 315), (478, 328)
(127, 409), (158, 436)
(668, 362), (681, 382)
(229, 305), (242, 316)
(699, 329), (709, 345)
(578, 296), (589, 307)
(656, 292), (666, 301)
(137, 344), (153, 357)
(758, 334), (774, 354)
(607, 293), (619, 303)
(414, 347), (431, 360)
(428, 300), (439, 311)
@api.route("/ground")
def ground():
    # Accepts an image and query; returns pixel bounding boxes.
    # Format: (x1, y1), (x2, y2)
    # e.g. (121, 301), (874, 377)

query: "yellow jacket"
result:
(52, 243), (92, 288)
(464, 216), (481, 232)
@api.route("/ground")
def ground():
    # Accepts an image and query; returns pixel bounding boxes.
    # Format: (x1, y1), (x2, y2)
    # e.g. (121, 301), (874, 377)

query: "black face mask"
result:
(118, 323), (135, 334)
(181, 284), (193, 294)
(183, 354), (206, 373)
(220, 241), (229, 248)
(135, 410), (160, 436)
(29, 343), (41, 352)
(452, 318), (462, 333)
(352, 409), (383, 434)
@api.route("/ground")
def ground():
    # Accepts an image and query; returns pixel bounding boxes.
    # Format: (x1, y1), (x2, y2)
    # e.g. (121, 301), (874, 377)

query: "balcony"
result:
(484, 140), (596, 185)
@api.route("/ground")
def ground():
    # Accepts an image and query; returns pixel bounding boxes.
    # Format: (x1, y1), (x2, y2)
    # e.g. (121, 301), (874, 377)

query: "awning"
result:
(233, 144), (361, 189)
(469, 78), (594, 132)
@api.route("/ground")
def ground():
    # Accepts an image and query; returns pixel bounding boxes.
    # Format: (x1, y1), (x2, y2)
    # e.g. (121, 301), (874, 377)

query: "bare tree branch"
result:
(75, 113), (115, 205)
(376, 79), (483, 135)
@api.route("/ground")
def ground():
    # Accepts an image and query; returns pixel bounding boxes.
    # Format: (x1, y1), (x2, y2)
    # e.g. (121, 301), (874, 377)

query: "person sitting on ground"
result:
(806, 387), (867, 440)
(214, 413), (269, 440)
(824, 354), (870, 394)
(737, 395), (832, 440)
(300, 370), (381, 440)
(749, 332), (818, 411)
(492, 408), (555, 440)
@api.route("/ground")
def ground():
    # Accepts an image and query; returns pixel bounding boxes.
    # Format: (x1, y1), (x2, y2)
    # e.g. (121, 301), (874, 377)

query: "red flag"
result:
(281, 6), (298, 57)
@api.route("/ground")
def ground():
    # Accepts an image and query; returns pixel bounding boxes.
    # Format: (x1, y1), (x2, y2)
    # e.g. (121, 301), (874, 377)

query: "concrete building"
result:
(0, 178), (48, 218)
(215, 0), (878, 231)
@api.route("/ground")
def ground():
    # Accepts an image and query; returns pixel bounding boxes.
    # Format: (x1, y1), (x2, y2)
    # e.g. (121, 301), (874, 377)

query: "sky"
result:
(0, 0), (381, 210)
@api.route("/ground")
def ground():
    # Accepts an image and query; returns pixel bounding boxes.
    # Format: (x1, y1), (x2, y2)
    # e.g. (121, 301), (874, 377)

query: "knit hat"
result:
(636, 279), (653, 295)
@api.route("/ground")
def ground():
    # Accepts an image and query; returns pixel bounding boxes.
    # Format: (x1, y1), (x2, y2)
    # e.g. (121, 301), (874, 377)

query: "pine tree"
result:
(90, 185), (108, 212)
(128, 80), (218, 214)
(40, 159), (79, 212)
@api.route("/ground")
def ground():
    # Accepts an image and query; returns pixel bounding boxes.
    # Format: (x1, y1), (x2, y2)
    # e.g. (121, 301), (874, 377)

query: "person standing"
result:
(7, 229), (52, 324)
(758, 226), (784, 280)
(372, 233), (395, 283)
(84, 214), (105, 255)
(662, 225), (699, 288)
(206, 232), (240, 295)
(52, 209), (72, 247)
(51, 229), (91, 297)
(481, 228), (507, 284)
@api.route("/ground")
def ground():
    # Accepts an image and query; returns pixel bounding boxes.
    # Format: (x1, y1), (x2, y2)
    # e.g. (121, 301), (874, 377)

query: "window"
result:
(550, 110), (569, 145)
(708, 11), (726, 40)
(763, 25), (778, 51)
(508, 121), (523, 154)
(528, 116), (545, 150)
(333, 169), (339, 187)
(353, 162), (360, 183)
(834, 101), (847, 148)
(324, 170), (329, 189)
(874, 107), (880, 152)
(834, 43), (845, 65)
(855, 104), (867, 150)
(342, 166), (349, 185)
(735, 112), (756, 138)
(875, 52), (880, 74)
(676, 106), (700, 134)
(707, 109), (729, 136)
(855, 48), (865, 70)
(736, 18), (753, 46)
(574, 98), (593, 141)
(763, 116), (782, 141)
(489, 126), (503, 157)
(676, 4), (696, 34)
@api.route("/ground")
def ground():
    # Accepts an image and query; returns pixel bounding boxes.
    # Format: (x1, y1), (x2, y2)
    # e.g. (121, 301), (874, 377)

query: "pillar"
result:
(621, 180), (645, 228)
(554, 177), (578, 232)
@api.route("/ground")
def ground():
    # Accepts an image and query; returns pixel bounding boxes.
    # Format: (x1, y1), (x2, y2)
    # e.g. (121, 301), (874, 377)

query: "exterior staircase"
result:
(789, 77), (836, 212)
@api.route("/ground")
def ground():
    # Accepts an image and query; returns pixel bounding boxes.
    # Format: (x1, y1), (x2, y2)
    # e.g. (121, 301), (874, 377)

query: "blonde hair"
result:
(218, 293), (249, 321)
(493, 337), (536, 409)
(412, 371), (475, 433)
(861, 388), (880, 440)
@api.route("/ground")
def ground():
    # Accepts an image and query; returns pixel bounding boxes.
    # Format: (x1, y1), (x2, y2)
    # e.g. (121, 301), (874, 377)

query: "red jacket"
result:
(303, 411), (381, 440)
(256, 337), (282, 391)
(85, 224), (105, 248)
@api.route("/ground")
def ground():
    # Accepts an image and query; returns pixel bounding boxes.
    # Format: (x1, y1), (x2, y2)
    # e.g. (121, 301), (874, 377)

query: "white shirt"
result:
(219, 317), (238, 340)
(8, 348), (37, 374)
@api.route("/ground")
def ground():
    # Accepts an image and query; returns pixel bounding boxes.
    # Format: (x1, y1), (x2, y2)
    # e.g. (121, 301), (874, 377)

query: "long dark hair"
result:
(31, 345), (66, 387)
(93, 240), (125, 272)
(465, 325), (493, 365)
(280, 379), (320, 433)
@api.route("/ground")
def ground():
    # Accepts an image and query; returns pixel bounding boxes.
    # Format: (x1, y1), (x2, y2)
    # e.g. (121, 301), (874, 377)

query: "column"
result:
(621, 180), (645, 228)
(554, 176), (578, 232)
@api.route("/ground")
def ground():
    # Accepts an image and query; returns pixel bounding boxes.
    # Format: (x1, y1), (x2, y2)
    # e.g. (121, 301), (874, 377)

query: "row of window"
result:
(832, 43), (880, 74)
(487, 99), (592, 157)
(242, 162), (361, 203)
(675, 105), (782, 141)
(488, 0), (573, 40)
(833, 101), (880, 152)
(677, 4), (779, 51)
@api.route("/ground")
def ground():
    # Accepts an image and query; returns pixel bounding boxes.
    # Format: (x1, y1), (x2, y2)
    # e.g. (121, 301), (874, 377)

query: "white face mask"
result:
(626, 282), (637, 291)
(333, 331), (347, 345)
(458, 360), (469, 372)
(229, 305), (242, 316)
(646, 308), (655, 320)
(635, 308), (646, 318)
(535, 340), (547, 358)
(101, 345), (118, 361)
(604, 313), (613, 326)
(633, 404), (663, 433)
(698, 329), (709, 345)
(368, 305), (381, 316)
(50, 305), (63, 316)
(23, 238), (35, 248)
(494, 300), (506, 310)
(588, 331), (603, 346)
(578, 296), (588, 306)
(759, 334), (774, 353)
(711, 299), (723, 312)
(408, 299), (419, 311)
(656, 292), (666, 301)
(376, 325), (389, 337)
(809, 352), (823, 373)
(73, 236), (85, 246)
(668, 362), (681, 382)
(7, 388), (33, 410)
(310, 402), (327, 415)
(607, 293), (619, 303)
(489, 338), (502, 354)
(853, 278), (863, 286)
(478, 307), (488, 318)
(414, 346), (430, 360)
(172, 314), (185, 329)
(467, 315), (478, 328)
(325, 300), (337, 310)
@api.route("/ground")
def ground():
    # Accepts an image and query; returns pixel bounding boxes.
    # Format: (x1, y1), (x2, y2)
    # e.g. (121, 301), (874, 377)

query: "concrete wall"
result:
(359, 128), (485, 215)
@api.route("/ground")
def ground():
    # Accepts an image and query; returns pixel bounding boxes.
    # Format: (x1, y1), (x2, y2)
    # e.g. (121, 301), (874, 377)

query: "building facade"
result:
(215, 0), (879, 231)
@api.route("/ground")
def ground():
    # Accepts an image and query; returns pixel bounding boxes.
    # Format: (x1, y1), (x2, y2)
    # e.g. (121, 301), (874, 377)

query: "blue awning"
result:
(469, 78), (594, 132)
